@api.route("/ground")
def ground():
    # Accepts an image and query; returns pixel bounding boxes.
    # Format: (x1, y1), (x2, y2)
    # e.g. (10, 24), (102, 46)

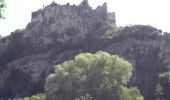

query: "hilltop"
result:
(0, 0), (170, 100)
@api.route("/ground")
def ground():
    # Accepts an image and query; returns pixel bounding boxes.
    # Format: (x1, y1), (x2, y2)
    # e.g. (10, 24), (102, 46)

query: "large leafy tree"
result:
(45, 51), (143, 100)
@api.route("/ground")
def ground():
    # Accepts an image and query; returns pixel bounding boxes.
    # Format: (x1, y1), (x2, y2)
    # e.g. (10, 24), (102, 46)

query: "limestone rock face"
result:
(24, 1), (116, 47)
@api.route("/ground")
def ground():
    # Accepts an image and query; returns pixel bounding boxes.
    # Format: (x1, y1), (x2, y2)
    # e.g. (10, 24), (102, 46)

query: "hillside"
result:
(0, 1), (170, 100)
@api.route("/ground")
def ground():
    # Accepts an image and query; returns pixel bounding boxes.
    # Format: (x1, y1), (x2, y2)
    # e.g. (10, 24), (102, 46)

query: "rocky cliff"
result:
(0, 0), (170, 100)
(24, 1), (115, 47)
(0, 1), (116, 98)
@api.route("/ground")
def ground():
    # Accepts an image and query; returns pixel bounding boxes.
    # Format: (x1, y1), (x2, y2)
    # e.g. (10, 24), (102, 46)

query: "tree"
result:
(0, 0), (5, 18)
(45, 51), (143, 100)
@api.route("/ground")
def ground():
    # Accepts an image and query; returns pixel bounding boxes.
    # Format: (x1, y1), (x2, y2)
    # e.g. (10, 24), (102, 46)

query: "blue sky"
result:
(0, 0), (170, 36)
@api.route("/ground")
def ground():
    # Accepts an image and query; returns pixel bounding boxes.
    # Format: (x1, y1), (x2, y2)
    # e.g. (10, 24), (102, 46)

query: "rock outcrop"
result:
(24, 1), (115, 47)
(0, 1), (116, 98)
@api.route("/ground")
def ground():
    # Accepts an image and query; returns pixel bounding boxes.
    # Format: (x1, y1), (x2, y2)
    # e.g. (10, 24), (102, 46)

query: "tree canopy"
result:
(45, 51), (143, 100)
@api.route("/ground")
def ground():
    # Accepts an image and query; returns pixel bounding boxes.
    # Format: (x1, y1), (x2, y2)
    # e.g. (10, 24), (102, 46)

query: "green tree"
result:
(45, 51), (143, 100)
(0, 0), (5, 18)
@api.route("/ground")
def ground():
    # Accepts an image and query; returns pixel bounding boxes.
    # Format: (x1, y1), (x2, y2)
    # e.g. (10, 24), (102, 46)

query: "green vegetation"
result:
(74, 94), (93, 100)
(120, 87), (144, 100)
(159, 65), (170, 100)
(0, 0), (5, 18)
(104, 25), (162, 40)
(155, 83), (164, 100)
(23, 94), (45, 100)
(45, 51), (143, 100)
(0, 22), (169, 100)
(0, 0), (169, 99)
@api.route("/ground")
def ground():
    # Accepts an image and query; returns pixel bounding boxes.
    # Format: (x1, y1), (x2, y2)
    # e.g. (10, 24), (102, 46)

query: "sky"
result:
(0, 0), (170, 36)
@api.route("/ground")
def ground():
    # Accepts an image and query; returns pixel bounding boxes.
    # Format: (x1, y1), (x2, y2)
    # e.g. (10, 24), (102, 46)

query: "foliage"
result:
(0, 69), (31, 98)
(119, 25), (162, 40)
(23, 94), (45, 100)
(74, 94), (93, 100)
(104, 26), (124, 39)
(0, 31), (24, 66)
(0, 0), (5, 18)
(45, 51), (143, 100)
(160, 65), (170, 100)
(119, 87), (144, 100)
(0, 23), (166, 100)
(155, 83), (164, 100)
(160, 72), (170, 83)
(80, 0), (89, 7)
